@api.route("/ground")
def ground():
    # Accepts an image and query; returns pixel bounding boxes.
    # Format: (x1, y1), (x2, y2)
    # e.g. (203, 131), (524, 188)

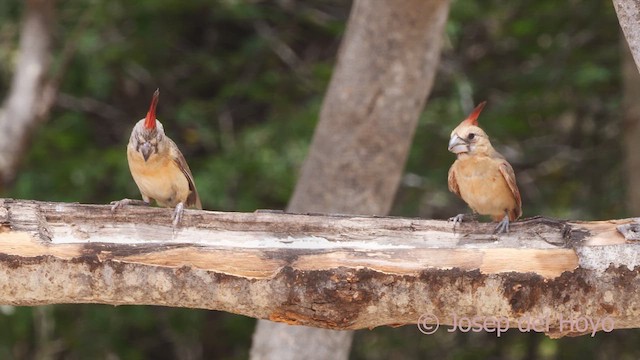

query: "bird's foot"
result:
(448, 213), (479, 233)
(110, 198), (150, 212)
(448, 213), (474, 233)
(494, 214), (510, 234)
(172, 202), (185, 227)
(449, 213), (465, 227)
(448, 212), (477, 223)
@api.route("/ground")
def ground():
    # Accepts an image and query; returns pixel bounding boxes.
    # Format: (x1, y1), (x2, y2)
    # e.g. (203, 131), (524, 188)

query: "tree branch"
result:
(0, 198), (638, 338)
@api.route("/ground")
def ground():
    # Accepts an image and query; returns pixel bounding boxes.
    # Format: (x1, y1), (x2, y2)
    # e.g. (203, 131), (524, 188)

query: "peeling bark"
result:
(0, 199), (639, 338)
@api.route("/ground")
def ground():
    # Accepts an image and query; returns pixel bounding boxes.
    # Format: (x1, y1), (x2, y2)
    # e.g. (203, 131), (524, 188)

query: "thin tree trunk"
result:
(616, 0), (640, 213)
(621, 36), (640, 214)
(0, 0), (56, 187)
(250, 0), (451, 359)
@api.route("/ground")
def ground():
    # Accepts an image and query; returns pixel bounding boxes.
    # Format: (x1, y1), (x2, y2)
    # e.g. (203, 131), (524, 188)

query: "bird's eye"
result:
(468, 133), (476, 140)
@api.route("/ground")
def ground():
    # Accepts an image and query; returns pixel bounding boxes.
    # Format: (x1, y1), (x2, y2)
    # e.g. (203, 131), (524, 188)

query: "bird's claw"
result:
(448, 213), (465, 224)
(110, 199), (132, 212)
(172, 202), (185, 227)
(494, 215), (510, 234)
(448, 213), (466, 233)
(110, 199), (150, 212)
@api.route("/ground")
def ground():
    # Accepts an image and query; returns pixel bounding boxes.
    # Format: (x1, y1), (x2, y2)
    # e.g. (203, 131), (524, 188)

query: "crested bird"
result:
(447, 101), (521, 233)
(111, 89), (201, 226)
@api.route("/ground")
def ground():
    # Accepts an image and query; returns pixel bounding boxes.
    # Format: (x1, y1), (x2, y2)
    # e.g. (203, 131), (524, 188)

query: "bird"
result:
(447, 101), (521, 233)
(111, 89), (202, 226)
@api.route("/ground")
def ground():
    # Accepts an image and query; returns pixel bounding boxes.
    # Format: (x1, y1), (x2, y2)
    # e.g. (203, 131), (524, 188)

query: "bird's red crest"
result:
(144, 89), (160, 130)
(462, 101), (487, 126)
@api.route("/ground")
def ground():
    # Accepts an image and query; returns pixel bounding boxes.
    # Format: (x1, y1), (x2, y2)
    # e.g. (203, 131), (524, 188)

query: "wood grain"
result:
(1, 198), (639, 337)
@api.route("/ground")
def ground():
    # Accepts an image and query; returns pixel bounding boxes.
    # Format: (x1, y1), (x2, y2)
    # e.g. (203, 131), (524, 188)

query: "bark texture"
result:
(251, 0), (451, 358)
(1, 199), (639, 339)
(0, 0), (56, 186)
(0, 199), (640, 338)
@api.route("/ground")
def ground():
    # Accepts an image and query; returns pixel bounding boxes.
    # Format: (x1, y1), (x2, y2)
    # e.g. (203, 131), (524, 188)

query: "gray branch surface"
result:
(0, 198), (638, 338)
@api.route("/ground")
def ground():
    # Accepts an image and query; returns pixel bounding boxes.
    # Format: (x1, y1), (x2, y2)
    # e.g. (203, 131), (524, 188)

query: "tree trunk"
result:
(0, 0), (56, 187)
(250, 0), (451, 359)
(621, 35), (640, 214)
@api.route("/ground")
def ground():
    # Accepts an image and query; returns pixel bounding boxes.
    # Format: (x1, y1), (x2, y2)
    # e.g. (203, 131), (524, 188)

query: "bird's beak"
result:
(448, 134), (469, 154)
(140, 142), (153, 162)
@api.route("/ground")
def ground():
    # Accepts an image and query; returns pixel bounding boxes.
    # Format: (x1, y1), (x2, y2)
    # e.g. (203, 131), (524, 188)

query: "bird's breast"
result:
(127, 146), (190, 207)
(452, 156), (517, 218)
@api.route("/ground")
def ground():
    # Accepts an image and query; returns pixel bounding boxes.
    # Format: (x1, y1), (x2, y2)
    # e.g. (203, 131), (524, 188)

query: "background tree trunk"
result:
(621, 36), (640, 214)
(616, 0), (640, 214)
(249, 0), (451, 359)
(0, 0), (56, 187)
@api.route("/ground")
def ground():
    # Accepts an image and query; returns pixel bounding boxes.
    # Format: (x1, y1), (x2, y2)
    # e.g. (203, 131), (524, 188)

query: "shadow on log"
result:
(0, 198), (638, 338)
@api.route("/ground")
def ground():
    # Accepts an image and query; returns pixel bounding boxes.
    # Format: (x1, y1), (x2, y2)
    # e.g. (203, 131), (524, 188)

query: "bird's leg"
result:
(494, 212), (510, 234)
(172, 202), (185, 227)
(110, 198), (151, 212)
(448, 213), (477, 232)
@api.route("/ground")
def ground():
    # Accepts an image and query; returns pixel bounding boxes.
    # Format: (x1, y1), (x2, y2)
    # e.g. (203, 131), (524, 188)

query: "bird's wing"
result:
(447, 164), (461, 197)
(498, 161), (522, 218)
(169, 139), (202, 209)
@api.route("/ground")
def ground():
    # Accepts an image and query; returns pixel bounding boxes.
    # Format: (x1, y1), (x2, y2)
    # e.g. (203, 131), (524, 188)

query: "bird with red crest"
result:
(111, 89), (202, 226)
(447, 101), (521, 233)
